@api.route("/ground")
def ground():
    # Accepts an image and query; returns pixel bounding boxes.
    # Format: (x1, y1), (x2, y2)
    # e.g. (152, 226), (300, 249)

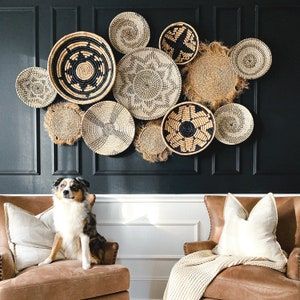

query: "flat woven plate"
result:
(109, 11), (150, 54)
(162, 102), (215, 156)
(113, 47), (182, 120)
(44, 102), (83, 145)
(230, 38), (272, 79)
(159, 22), (199, 65)
(48, 31), (116, 105)
(214, 103), (254, 145)
(135, 120), (171, 163)
(82, 101), (135, 156)
(16, 67), (57, 108)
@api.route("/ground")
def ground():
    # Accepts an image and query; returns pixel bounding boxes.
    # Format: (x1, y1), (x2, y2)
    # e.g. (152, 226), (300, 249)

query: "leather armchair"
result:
(184, 195), (300, 300)
(0, 195), (130, 300)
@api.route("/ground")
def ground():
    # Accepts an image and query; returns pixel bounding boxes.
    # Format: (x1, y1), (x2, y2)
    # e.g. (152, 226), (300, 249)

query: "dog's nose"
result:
(63, 190), (69, 196)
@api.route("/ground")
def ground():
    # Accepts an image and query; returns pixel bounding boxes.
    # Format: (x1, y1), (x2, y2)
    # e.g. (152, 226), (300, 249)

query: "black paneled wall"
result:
(0, 0), (299, 193)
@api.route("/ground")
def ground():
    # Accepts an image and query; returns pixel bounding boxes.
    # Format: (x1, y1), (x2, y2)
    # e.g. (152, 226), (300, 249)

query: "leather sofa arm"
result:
(103, 242), (119, 265)
(0, 246), (15, 281)
(287, 247), (300, 280)
(183, 240), (217, 255)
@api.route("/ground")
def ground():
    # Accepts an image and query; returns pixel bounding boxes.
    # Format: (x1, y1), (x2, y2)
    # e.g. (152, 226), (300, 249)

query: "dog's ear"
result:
(53, 177), (64, 188)
(75, 177), (90, 189)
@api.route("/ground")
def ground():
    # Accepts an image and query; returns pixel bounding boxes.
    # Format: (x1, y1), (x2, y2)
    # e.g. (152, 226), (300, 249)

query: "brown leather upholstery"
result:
(0, 195), (130, 300)
(184, 195), (300, 300)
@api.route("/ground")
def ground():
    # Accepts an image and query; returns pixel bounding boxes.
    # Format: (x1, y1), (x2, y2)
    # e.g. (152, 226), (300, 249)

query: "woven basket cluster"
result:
(183, 42), (248, 111)
(135, 120), (171, 162)
(44, 102), (83, 145)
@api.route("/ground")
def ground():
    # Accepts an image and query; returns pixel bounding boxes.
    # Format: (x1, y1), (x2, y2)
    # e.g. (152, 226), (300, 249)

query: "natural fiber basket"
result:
(230, 38), (272, 79)
(183, 42), (248, 111)
(159, 22), (199, 65)
(44, 102), (83, 145)
(214, 103), (254, 145)
(16, 67), (57, 108)
(135, 120), (171, 163)
(113, 47), (181, 120)
(48, 31), (116, 105)
(162, 102), (215, 156)
(109, 11), (150, 54)
(82, 101), (135, 156)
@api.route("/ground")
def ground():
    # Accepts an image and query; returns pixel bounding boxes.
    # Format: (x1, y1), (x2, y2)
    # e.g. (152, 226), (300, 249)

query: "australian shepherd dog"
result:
(39, 177), (106, 270)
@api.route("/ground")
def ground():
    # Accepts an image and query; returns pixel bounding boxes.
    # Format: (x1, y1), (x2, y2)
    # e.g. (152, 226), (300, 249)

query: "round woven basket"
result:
(113, 47), (182, 120)
(214, 103), (254, 145)
(159, 21), (199, 65)
(44, 102), (83, 145)
(109, 11), (150, 54)
(82, 101), (135, 156)
(183, 42), (248, 111)
(16, 67), (57, 108)
(230, 38), (272, 79)
(135, 120), (171, 163)
(48, 31), (116, 105)
(161, 102), (215, 156)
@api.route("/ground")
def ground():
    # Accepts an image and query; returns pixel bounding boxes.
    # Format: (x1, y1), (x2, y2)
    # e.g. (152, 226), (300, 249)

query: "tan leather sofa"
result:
(0, 195), (130, 300)
(184, 195), (300, 300)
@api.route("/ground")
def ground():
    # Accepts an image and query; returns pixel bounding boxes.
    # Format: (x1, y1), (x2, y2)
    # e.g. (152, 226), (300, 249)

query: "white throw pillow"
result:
(4, 203), (64, 271)
(213, 193), (287, 263)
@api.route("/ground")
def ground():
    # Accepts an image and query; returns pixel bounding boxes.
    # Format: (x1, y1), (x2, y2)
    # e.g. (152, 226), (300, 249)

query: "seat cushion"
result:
(0, 260), (129, 300)
(204, 265), (300, 300)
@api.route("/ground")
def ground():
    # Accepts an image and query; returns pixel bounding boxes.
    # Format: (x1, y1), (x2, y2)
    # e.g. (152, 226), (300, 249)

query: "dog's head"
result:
(52, 177), (90, 202)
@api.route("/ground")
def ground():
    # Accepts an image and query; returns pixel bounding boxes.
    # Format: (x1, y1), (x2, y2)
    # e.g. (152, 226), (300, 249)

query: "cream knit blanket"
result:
(163, 250), (286, 300)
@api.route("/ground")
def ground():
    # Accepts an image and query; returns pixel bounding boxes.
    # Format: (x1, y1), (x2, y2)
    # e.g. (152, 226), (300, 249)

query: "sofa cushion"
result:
(0, 260), (129, 300)
(204, 265), (300, 300)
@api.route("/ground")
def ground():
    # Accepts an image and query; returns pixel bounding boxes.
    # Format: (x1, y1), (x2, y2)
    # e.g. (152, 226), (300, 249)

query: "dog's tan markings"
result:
(49, 233), (63, 261)
(73, 189), (84, 202)
(86, 193), (96, 207)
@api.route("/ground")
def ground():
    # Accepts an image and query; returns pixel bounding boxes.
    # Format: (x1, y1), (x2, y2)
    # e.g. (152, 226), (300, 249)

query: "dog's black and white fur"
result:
(39, 177), (106, 270)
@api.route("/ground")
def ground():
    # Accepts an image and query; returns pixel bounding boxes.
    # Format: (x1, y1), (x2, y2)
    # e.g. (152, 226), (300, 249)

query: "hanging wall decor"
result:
(15, 67), (57, 108)
(230, 38), (272, 79)
(44, 102), (83, 145)
(135, 120), (171, 163)
(113, 47), (182, 120)
(159, 21), (199, 65)
(214, 103), (254, 145)
(109, 11), (150, 54)
(183, 42), (248, 110)
(82, 101), (135, 156)
(48, 31), (116, 105)
(162, 102), (215, 156)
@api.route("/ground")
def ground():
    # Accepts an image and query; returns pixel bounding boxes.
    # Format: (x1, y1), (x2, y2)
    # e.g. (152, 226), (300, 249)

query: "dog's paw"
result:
(38, 257), (52, 266)
(82, 261), (91, 270)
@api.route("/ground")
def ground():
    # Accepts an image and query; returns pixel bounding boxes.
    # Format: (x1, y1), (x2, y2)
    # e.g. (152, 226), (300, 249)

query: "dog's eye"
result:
(60, 183), (66, 188)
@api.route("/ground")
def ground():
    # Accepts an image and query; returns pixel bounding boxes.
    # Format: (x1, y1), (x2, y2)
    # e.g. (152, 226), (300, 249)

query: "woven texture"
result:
(183, 42), (248, 111)
(109, 12), (150, 54)
(214, 103), (254, 145)
(162, 102), (215, 156)
(159, 22), (199, 65)
(230, 38), (272, 79)
(82, 101), (135, 156)
(135, 120), (171, 163)
(15, 67), (56, 108)
(44, 102), (83, 145)
(48, 31), (116, 105)
(113, 47), (181, 120)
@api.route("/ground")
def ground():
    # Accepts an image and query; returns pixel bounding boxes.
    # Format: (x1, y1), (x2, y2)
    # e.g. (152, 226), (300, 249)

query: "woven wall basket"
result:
(16, 67), (57, 108)
(44, 102), (83, 145)
(109, 11), (150, 54)
(162, 102), (215, 156)
(230, 38), (272, 79)
(48, 31), (116, 105)
(113, 47), (182, 120)
(159, 22), (199, 65)
(183, 42), (248, 111)
(135, 120), (172, 163)
(214, 103), (254, 145)
(82, 101), (135, 156)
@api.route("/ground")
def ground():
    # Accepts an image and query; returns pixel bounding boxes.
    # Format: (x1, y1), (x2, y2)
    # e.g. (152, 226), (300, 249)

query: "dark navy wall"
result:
(0, 0), (300, 194)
